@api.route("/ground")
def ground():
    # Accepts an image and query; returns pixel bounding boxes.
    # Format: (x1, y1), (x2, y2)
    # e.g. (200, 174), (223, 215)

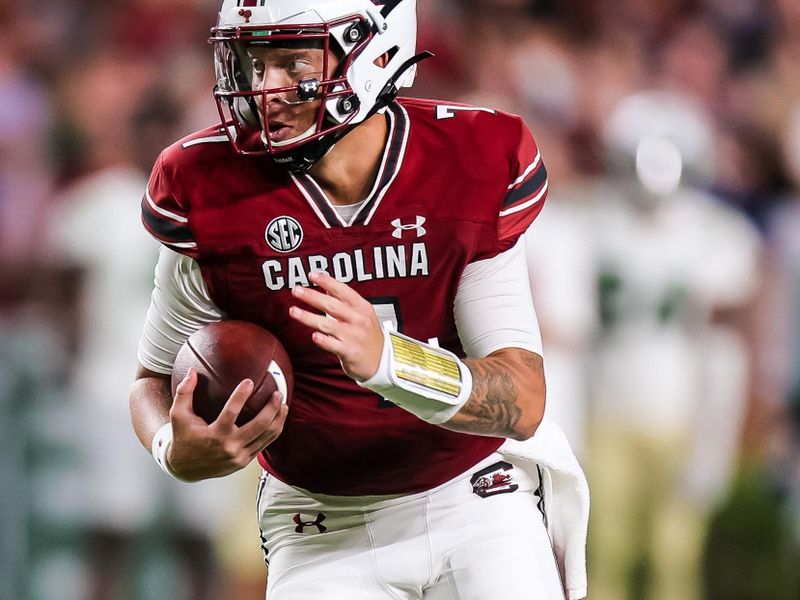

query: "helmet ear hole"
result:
(373, 46), (399, 68)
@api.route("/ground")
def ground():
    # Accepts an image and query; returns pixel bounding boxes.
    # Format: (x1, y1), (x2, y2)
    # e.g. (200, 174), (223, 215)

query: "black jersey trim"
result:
(141, 196), (194, 242)
(353, 102), (409, 226)
(293, 173), (345, 227)
(290, 102), (409, 229)
(502, 162), (548, 208)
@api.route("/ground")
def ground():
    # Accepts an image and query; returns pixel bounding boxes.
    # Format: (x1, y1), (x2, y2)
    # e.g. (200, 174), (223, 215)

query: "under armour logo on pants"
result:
(293, 512), (327, 533)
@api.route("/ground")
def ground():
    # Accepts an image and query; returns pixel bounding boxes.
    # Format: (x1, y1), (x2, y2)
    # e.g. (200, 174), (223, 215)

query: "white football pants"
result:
(257, 452), (566, 600)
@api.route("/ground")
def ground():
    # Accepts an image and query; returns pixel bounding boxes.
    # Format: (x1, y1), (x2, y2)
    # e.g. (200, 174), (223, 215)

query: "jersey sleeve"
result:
(137, 247), (223, 374)
(496, 120), (548, 249)
(140, 152), (198, 258)
(454, 238), (543, 358)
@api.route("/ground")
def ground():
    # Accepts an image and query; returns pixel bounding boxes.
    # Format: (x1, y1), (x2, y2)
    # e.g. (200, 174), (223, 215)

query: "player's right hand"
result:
(166, 368), (288, 481)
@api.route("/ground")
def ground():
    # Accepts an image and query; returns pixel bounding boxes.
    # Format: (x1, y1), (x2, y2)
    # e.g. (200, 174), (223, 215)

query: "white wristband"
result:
(358, 323), (473, 424)
(151, 422), (190, 482)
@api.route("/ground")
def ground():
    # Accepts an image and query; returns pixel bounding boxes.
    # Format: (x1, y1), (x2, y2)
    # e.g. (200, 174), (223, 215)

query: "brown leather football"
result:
(171, 320), (293, 426)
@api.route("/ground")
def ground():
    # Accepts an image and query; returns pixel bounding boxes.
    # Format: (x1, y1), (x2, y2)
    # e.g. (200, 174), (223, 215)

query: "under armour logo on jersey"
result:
(470, 461), (519, 498)
(391, 216), (426, 239)
(293, 512), (327, 534)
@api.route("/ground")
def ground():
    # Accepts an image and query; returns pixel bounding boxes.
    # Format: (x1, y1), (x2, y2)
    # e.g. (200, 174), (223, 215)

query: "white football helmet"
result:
(602, 90), (715, 196)
(210, 0), (424, 171)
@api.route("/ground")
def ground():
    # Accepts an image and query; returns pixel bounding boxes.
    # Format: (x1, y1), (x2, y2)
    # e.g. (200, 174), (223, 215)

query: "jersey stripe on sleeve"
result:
(141, 194), (197, 251)
(140, 156), (198, 257)
(497, 124), (548, 244)
(501, 158), (548, 215)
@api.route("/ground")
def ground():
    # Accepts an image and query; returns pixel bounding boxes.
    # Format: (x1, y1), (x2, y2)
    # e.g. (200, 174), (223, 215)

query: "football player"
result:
(130, 1), (577, 598)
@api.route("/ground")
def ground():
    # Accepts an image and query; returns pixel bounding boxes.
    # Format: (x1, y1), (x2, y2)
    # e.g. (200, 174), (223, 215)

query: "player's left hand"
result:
(289, 271), (383, 382)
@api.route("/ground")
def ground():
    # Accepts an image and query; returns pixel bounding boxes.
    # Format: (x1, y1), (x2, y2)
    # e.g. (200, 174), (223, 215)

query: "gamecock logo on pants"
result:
(470, 461), (519, 498)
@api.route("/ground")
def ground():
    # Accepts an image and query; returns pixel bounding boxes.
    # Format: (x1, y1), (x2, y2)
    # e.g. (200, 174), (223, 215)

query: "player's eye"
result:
(288, 58), (313, 74)
(251, 58), (265, 75)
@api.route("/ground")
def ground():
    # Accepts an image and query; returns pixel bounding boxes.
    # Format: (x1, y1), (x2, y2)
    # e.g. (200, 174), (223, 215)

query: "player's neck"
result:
(309, 112), (389, 206)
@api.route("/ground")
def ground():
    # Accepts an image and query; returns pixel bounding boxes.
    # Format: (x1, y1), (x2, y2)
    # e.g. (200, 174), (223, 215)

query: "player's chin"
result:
(268, 109), (318, 142)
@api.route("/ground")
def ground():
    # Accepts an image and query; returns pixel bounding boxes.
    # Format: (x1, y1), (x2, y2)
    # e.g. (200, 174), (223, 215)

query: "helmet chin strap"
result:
(272, 51), (433, 173)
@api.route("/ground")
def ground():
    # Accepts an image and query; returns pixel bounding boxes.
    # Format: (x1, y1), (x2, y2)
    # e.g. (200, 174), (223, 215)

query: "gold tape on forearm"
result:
(389, 333), (462, 397)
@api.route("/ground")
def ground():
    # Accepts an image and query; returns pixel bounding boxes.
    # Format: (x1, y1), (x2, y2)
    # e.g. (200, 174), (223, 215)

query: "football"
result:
(171, 320), (293, 426)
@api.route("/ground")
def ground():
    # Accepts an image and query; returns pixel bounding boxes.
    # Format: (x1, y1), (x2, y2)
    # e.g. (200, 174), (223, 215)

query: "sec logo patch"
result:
(266, 216), (303, 253)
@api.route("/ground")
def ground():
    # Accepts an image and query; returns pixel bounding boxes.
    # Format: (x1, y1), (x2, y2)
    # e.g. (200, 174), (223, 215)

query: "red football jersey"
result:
(142, 98), (547, 495)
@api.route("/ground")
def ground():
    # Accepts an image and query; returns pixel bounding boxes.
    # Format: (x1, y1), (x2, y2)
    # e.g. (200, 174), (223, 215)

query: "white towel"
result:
(500, 418), (590, 600)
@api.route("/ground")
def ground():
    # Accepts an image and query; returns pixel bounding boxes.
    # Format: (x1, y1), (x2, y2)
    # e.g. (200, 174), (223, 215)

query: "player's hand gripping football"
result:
(289, 271), (384, 382)
(167, 369), (288, 481)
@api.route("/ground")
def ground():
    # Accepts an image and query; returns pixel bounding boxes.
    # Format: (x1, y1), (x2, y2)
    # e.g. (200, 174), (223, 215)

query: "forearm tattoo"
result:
(519, 351), (539, 371)
(449, 358), (524, 437)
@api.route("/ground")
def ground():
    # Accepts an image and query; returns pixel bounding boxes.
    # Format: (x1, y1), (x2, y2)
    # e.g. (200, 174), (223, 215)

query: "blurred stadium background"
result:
(1, 0), (799, 598)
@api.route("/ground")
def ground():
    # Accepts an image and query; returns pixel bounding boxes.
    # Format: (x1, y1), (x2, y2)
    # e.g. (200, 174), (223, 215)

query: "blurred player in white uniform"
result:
(49, 164), (249, 600)
(586, 90), (762, 600)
